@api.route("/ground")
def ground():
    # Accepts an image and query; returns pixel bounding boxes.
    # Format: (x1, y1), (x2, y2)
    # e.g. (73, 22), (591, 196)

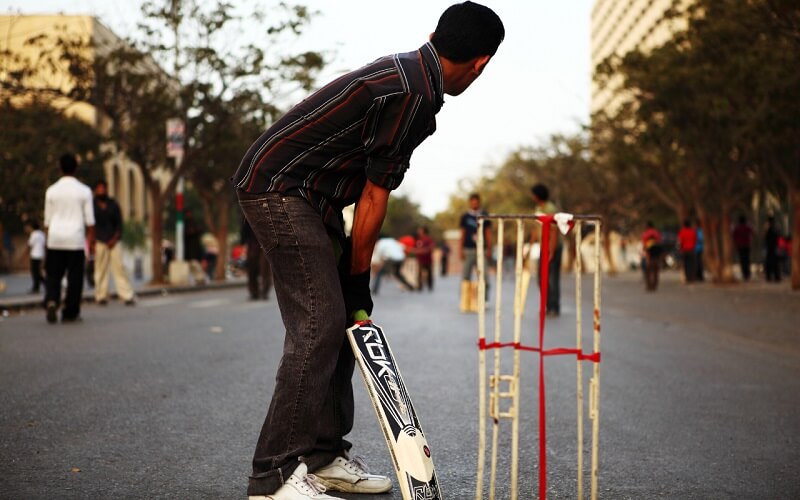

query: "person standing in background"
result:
(695, 219), (705, 281)
(764, 216), (781, 282)
(202, 231), (220, 281)
(530, 183), (562, 316)
(414, 226), (435, 291)
(92, 180), (135, 306)
(439, 240), (450, 276)
(778, 232), (791, 276)
(183, 209), (207, 285)
(460, 192), (492, 308)
(732, 214), (754, 281)
(27, 221), (46, 294)
(241, 217), (272, 300)
(44, 153), (95, 323)
(641, 221), (662, 291)
(677, 219), (697, 283)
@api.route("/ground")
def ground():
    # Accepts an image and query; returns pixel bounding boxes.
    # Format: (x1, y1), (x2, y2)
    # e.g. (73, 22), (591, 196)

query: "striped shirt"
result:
(232, 42), (445, 235)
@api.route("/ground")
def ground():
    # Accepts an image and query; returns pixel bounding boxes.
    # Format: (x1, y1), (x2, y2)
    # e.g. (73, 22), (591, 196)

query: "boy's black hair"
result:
(60, 153), (78, 175)
(531, 183), (549, 202)
(431, 2), (505, 63)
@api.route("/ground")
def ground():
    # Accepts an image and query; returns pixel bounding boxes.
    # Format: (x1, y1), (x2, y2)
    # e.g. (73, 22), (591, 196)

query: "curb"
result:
(0, 279), (247, 314)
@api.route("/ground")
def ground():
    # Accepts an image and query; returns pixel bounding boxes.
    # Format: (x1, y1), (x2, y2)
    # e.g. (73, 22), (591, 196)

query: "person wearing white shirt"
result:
(371, 237), (414, 294)
(27, 221), (46, 293)
(43, 153), (95, 323)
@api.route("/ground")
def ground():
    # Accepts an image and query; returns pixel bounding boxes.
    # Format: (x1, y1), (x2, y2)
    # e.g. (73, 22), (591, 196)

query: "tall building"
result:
(0, 15), (151, 222)
(590, 0), (693, 115)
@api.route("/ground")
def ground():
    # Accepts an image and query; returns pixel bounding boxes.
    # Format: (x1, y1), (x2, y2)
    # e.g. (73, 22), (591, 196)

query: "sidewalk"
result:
(0, 271), (245, 313)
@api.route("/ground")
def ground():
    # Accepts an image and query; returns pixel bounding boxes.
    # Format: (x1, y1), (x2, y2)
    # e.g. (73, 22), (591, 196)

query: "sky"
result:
(1, 0), (593, 217)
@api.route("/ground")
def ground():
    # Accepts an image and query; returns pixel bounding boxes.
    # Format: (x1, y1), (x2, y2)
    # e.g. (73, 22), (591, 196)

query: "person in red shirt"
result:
(732, 214), (754, 281)
(677, 219), (697, 283)
(641, 221), (662, 291)
(778, 233), (791, 276)
(413, 226), (435, 291)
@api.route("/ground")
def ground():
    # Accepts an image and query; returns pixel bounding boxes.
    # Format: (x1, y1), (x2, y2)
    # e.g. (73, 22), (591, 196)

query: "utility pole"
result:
(166, 0), (190, 284)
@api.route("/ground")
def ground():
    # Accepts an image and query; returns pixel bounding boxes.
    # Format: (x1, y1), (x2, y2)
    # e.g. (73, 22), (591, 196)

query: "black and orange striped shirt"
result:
(232, 42), (445, 235)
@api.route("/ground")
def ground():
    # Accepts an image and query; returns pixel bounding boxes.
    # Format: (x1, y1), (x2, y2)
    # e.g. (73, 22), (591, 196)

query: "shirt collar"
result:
(419, 42), (445, 113)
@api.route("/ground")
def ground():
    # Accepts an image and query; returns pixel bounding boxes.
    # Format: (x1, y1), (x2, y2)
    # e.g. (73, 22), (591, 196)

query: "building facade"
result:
(1, 14), (149, 224)
(590, 0), (693, 115)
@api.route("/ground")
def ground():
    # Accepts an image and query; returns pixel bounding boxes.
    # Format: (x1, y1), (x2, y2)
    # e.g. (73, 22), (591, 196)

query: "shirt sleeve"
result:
(362, 93), (425, 190)
(83, 188), (96, 226)
(44, 190), (53, 229)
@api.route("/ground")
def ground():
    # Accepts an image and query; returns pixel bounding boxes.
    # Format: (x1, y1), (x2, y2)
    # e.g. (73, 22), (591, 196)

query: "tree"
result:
(596, 0), (800, 284)
(63, 1), (327, 283)
(92, 44), (179, 283)
(437, 131), (638, 273)
(756, 0), (800, 289)
(108, 0), (325, 283)
(382, 195), (434, 240)
(189, 90), (266, 279)
(0, 100), (105, 233)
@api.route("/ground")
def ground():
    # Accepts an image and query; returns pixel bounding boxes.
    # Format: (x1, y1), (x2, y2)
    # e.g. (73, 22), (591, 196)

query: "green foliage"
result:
(0, 101), (105, 233)
(589, 0), (800, 282)
(122, 219), (147, 249)
(382, 195), (434, 239)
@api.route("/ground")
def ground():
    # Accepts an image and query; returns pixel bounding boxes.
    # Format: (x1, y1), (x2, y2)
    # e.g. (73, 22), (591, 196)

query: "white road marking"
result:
(139, 297), (185, 307)
(188, 298), (232, 309)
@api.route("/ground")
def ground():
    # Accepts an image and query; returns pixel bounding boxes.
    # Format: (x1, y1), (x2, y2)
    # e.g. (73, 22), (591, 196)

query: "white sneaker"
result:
(248, 463), (338, 500)
(314, 454), (392, 494)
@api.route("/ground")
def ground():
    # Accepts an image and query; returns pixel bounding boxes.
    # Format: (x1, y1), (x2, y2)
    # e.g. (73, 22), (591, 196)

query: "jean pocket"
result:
(239, 194), (279, 254)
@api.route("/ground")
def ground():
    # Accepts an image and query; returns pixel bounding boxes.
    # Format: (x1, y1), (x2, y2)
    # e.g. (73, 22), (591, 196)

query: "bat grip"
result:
(353, 309), (371, 324)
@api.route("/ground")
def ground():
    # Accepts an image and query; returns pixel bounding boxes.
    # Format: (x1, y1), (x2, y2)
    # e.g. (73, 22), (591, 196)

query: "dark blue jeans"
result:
(237, 191), (353, 495)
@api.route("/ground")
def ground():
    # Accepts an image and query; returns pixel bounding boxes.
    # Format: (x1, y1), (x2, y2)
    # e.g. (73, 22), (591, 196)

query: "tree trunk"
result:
(677, 204), (691, 226)
(791, 186), (800, 291)
(700, 211), (722, 282)
(718, 207), (736, 283)
(149, 185), (166, 284)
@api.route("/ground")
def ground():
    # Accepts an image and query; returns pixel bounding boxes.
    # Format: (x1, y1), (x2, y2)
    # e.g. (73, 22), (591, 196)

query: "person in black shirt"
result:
(233, 3), (504, 498)
(183, 209), (207, 285)
(764, 216), (781, 282)
(92, 180), (135, 305)
(459, 192), (491, 312)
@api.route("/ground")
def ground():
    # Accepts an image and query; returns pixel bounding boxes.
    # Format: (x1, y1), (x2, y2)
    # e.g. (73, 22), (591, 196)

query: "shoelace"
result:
(345, 455), (370, 475)
(299, 474), (327, 495)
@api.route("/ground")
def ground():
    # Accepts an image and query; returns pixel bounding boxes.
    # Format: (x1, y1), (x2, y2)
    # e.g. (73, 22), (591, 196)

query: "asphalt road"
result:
(1, 272), (798, 499)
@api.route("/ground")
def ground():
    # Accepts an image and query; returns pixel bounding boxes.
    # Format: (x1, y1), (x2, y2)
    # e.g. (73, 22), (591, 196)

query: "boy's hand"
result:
(338, 237), (373, 318)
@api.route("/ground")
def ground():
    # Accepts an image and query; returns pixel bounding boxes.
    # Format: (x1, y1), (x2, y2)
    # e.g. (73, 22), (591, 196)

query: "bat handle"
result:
(353, 309), (371, 324)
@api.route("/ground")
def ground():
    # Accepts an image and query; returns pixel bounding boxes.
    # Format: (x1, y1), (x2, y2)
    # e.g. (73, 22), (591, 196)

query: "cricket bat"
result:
(346, 320), (443, 500)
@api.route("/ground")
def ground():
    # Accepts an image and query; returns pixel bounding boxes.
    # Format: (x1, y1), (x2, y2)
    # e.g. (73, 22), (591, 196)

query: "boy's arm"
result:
(350, 180), (390, 274)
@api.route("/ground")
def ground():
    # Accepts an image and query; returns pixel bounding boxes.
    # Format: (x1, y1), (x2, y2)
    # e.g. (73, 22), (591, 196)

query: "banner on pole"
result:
(166, 118), (185, 158)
